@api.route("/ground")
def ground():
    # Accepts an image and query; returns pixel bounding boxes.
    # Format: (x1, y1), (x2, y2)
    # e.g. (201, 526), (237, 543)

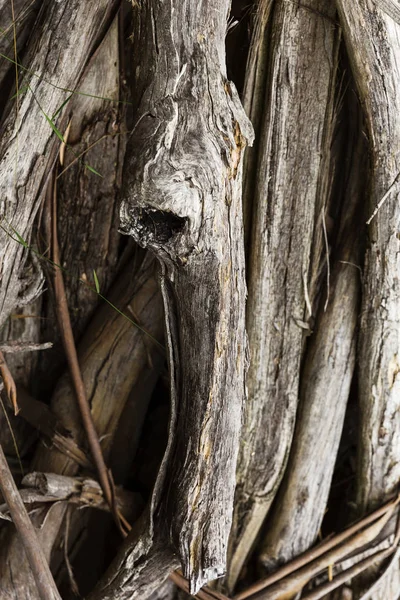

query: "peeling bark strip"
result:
(226, 0), (339, 588)
(336, 1), (400, 597)
(116, 0), (252, 594)
(0, 0), (119, 328)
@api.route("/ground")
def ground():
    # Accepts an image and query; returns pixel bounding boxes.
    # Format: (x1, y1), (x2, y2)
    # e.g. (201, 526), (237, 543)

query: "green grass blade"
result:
(0, 51), (132, 105)
(93, 270), (100, 294)
(85, 164), (103, 177)
(52, 94), (73, 120)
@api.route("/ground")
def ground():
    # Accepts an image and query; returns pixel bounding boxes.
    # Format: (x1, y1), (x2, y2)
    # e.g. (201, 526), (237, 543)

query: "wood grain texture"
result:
(0, 0), (41, 116)
(0, 444), (62, 600)
(259, 78), (367, 572)
(0, 0), (119, 329)
(95, 0), (253, 595)
(226, 0), (340, 589)
(336, 0), (400, 596)
(0, 255), (164, 599)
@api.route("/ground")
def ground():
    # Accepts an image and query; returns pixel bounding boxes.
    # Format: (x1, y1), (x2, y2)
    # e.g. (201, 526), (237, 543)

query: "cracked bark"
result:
(87, 0), (253, 596)
(225, 0), (340, 589)
(0, 0), (119, 329)
(259, 66), (368, 573)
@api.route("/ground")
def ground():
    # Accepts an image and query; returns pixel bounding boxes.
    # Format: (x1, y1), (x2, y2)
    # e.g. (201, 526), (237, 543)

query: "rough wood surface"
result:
(0, 254), (164, 599)
(100, 0), (253, 595)
(0, 0), (119, 329)
(335, 1), (400, 597)
(259, 77), (367, 572)
(226, 0), (340, 589)
(0, 444), (62, 600)
(0, 0), (41, 114)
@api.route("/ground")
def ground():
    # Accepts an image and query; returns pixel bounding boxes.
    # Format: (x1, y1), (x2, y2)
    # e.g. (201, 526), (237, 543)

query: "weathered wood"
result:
(259, 69), (367, 573)
(35, 14), (125, 395)
(94, 0), (253, 595)
(335, 1), (400, 597)
(0, 0), (41, 115)
(0, 472), (143, 518)
(0, 444), (62, 600)
(0, 255), (164, 598)
(0, 0), (119, 329)
(226, 0), (340, 589)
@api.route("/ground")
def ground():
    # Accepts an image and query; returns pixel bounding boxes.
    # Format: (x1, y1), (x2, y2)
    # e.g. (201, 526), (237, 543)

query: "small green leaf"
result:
(44, 112), (64, 142)
(29, 85), (64, 142)
(85, 164), (103, 177)
(10, 85), (29, 100)
(11, 226), (28, 248)
(52, 94), (73, 120)
(93, 270), (100, 294)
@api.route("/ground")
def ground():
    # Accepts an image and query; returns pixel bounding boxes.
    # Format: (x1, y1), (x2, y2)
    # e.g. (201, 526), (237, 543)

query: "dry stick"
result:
(49, 171), (127, 537)
(235, 494), (400, 600)
(0, 444), (62, 600)
(242, 509), (396, 600)
(358, 508), (400, 600)
(168, 496), (400, 600)
(300, 546), (395, 600)
(0, 350), (19, 414)
(0, 341), (53, 353)
(170, 571), (232, 600)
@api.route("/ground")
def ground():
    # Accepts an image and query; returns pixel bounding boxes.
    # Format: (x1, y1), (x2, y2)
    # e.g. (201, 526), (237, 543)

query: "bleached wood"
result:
(89, 0), (253, 596)
(225, 0), (339, 589)
(335, 0), (400, 597)
(0, 0), (119, 328)
(259, 84), (367, 571)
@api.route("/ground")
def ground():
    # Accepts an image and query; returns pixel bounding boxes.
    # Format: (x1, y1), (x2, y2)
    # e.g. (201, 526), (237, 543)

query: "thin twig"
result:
(0, 444), (62, 600)
(49, 136), (126, 536)
(322, 209), (330, 312)
(63, 505), (80, 596)
(366, 170), (400, 224)
(0, 341), (53, 353)
(235, 494), (400, 600)
(358, 507), (400, 600)
(301, 546), (395, 600)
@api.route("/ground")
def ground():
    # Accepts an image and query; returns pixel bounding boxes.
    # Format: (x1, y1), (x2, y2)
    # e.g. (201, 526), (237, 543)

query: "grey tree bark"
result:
(0, 1), (400, 600)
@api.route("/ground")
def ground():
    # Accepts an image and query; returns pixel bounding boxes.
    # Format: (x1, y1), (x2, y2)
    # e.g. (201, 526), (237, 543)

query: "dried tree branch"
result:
(0, 444), (61, 600)
(227, 0), (340, 588)
(235, 494), (400, 600)
(49, 170), (124, 535)
(259, 63), (367, 571)
(335, 0), (400, 596)
(0, 341), (52, 353)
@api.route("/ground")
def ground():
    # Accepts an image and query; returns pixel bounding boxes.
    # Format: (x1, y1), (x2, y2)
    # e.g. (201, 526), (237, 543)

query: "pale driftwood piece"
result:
(0, 444), (62, 600)
(0, 0), (119, 329)
(335, 1), (400, 597)
(0, 472), (143, 519)
(258, 76), (367, 571)
(226, 0), (340, 589)
(0, 340), (52, 353)
(95, 0), (253, 595)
